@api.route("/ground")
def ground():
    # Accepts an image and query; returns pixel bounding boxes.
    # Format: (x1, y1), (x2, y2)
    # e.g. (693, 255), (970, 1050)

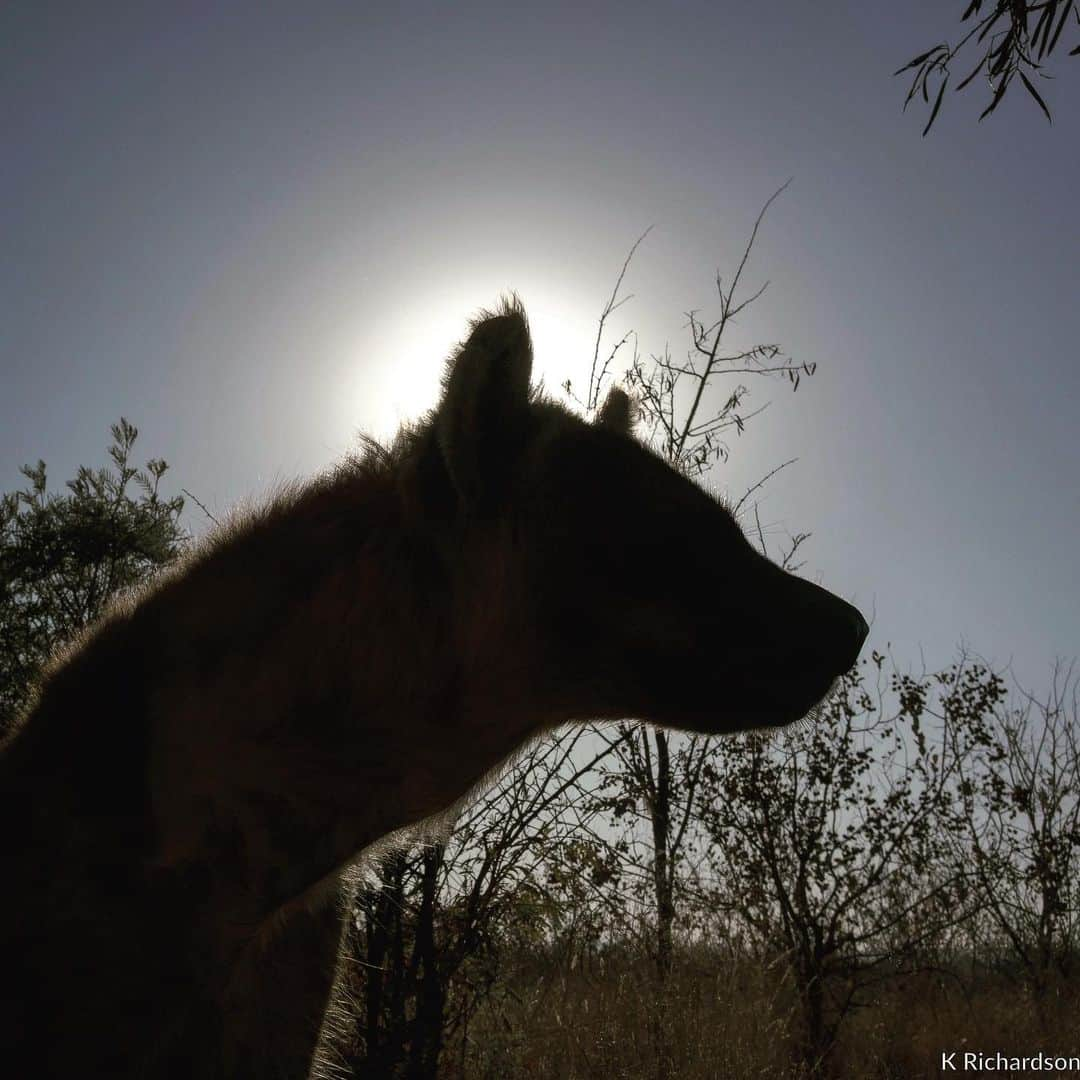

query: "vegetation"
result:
(4, 206), (1076, 1076)
(0, 419), (185, 737)
(896, 1), (1079, 134)
(342, 646), (1078, 1078)
(338, 197), (1079, 1076)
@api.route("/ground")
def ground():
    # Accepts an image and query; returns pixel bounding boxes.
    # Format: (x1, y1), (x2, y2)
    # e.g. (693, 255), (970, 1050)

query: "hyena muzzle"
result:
(0, 298), (867, 1077)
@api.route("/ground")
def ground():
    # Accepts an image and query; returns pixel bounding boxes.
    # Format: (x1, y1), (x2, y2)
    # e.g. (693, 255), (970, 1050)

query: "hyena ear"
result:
(436, 302), (533, 503)
(596, 387), (634, 437)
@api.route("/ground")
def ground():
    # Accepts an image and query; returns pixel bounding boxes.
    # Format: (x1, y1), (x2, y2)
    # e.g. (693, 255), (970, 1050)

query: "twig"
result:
(590, 226), (653, 412)
(181, 488), (220, 526)
(733, 458), (798, 519)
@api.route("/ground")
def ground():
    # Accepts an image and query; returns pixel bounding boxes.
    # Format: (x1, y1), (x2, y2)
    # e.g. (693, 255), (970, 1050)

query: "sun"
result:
(524, 291), (605, 412)
(340, 286), (605, 446)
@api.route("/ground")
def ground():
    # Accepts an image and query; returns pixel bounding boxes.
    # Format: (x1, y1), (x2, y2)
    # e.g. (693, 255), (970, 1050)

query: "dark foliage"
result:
(0, 419), (184, 736)
(896, 1), (1078, 134)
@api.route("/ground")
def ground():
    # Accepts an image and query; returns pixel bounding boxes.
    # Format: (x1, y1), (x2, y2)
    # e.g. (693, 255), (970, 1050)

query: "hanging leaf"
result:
(1017, 0), (1030, 36)
(977, 5), (1011, 43)
(902, 70), (924, 110)
(956, 54), (987, 90)
(923, 75), (950, 135)
(894, 47), (941, 75)
(988, 36), (1014, 77)
(1046, 0), (1074, 56)
(1019, 70), (1053, 122)
(1031, 1), (1057, 57)
(979, 73), (1011, 119)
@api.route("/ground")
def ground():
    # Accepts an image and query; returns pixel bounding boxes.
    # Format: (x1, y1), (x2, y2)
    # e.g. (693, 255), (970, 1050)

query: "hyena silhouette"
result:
(0, 299), (867, 1078)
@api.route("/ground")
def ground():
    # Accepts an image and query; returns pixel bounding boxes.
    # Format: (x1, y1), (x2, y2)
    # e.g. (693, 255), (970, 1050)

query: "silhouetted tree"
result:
(696, 653), (1006, 1071)
(0, 418), (185, 736)
(897, 1), (1078, 134)
(346, 728), (612, 1078)
(570, 182), (816, 991)
(559, 185), (824, 1080)
(946, 658), (1080, 994)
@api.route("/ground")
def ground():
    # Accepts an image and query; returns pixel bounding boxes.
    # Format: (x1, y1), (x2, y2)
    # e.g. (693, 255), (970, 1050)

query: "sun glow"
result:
(340, 285), (606, 448)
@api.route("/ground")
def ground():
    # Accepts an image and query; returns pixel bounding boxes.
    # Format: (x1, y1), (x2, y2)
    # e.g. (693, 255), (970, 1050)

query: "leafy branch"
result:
(896, 1), (1078, 134)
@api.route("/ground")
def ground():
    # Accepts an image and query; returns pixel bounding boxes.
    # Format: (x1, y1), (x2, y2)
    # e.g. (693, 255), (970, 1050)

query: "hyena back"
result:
(0, 299), (867, 1077)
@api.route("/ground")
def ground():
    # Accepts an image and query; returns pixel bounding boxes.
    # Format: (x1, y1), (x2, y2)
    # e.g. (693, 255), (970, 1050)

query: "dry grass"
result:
(445, 950), (802, 1079)
(835, 972), (1080, 1079)
(438, 951), (1080, 1079)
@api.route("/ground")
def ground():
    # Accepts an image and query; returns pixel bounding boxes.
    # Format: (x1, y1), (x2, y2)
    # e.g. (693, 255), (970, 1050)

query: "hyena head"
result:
(430, 299), (868, 741)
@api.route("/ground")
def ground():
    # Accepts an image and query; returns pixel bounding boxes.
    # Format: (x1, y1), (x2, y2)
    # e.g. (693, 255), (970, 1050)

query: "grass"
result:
(434, 948), (1080, 1079)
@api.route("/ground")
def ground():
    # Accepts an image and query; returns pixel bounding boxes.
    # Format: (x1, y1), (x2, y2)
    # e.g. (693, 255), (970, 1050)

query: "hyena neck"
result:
(0, 451), (476, 1075)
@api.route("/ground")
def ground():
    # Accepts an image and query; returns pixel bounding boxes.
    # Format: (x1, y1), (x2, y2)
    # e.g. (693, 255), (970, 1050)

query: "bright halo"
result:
(343, 287), (604, 446)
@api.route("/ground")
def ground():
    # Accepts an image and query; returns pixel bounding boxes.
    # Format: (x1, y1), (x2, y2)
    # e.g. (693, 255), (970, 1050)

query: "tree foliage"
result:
(346, 728), (614, 1077)
(568, 183), (816, 993)
(0, 418), (185, 735)
(897, 1), (1079, 134)
(697, 652), (1008, 1068)
(946, 658), (1080, 991)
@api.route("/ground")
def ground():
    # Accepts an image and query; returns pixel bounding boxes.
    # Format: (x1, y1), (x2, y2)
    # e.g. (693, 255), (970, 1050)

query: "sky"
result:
(2, 2), (1077, 698)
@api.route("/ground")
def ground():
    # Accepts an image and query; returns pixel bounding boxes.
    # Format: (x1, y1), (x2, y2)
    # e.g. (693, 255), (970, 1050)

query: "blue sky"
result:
(3, 2), (1077, 695)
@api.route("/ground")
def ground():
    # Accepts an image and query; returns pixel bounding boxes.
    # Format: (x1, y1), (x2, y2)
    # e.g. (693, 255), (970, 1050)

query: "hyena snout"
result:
(747, 571), (869, 723)
(791, 578), (869, 673)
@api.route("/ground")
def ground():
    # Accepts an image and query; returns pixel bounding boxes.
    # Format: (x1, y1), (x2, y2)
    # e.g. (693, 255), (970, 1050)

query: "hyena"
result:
(0, 299), (867, 1077)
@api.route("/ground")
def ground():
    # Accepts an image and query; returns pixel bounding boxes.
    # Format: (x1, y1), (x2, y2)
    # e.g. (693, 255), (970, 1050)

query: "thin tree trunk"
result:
(408, 844), (446, 1079)
(647, 729), (674, 1080)
(649, 729), (674, 983)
